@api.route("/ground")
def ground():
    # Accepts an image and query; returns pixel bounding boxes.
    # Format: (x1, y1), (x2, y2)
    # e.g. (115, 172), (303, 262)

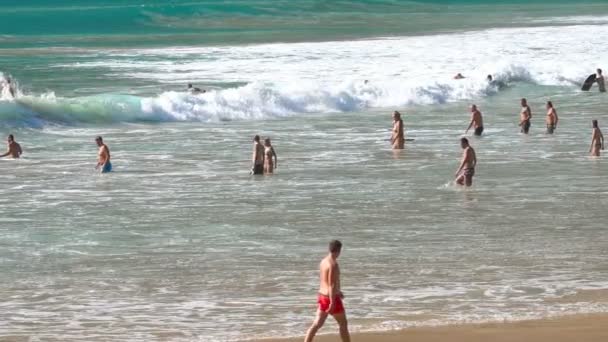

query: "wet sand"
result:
(257, 314), (608, 342)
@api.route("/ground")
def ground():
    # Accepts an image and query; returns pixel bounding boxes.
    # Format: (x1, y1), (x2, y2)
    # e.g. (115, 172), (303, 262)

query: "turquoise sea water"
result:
(2, 1), (608, 341)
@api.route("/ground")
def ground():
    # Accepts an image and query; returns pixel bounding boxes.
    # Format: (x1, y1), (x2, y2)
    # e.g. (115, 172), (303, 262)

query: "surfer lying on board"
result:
(187, 83), (205, 94)
(596, 69), (606, 92)
(95, 136), (112, 173)
(0, 134), (22, 158)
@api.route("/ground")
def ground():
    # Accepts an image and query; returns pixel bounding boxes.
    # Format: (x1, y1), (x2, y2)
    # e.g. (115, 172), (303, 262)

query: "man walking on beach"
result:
(304, 240), (350, 342)
(0, 134), (22, 158)
(251, 135), (264, 175)
(519, 98), (532, 134)
(455, 137), (477, 187)
(465, 104), (484, 136)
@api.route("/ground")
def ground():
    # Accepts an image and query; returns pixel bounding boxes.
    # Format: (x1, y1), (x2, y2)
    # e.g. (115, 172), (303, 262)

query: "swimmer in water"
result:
(454, 73), (465, 80)
(545, 101), (558, 134)
(263, 138), (277, 174)
(94, 136), (112, 173)
(465, 104), (484, 136)
(2, 76), (15, 98)
(251, 135), (265, 175)
(390, 111), (404, 149)
(590, 120), (604, 157)
(0, 134), (22, 158)
(596, 69), (606, 93)
(455, 137), (477, 187)
(519, 98), (532, 134)
(187, 83), (205, 94)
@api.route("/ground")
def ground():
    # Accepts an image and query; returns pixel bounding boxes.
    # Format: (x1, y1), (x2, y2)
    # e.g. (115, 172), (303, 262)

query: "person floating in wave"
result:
(486, 74), (493, 82)
(263, 138), (277, 175)
(455, 137), (477, 187)
(465, 104), (484, 136)
(390, 111), (404, 149)
(0, 134), (23, 158)
(596, 69), (605, 93)
(95, 136), (112, 173)
(453, 73), (465, 80)
(187, 83), (205, 94)
(519, 98), (532, 134)
(590, 120), (604, 157)
(545, 101), (558, 134)
(251, 135), (265, 175)
(304, 240), (350, 342)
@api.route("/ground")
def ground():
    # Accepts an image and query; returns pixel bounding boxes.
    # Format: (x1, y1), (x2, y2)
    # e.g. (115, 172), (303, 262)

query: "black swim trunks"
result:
(252, 163), (264, 175)
(521, 120), (530, 134)
(474, 126), (484, 136)
(546, 124), (556, 134)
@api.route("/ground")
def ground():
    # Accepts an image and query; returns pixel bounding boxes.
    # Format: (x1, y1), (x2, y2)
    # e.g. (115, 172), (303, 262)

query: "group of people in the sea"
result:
(251, 135), (278, 175)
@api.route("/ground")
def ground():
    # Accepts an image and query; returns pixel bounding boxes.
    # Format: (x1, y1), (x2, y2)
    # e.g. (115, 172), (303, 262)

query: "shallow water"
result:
(2, 1), (608, 341)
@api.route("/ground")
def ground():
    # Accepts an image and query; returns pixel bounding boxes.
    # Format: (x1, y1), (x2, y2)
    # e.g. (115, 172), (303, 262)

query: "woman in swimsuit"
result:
(263, 138), (277, 174)
(391, 111), (404, 149)
(590, 120), (604, 157)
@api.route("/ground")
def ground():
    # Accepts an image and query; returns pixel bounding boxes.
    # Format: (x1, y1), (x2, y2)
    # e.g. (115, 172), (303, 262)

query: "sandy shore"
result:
(257, 314), (608, 342)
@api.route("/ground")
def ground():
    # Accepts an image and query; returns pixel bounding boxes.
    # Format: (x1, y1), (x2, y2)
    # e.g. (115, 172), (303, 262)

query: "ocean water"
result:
(2, 1), (608, 341)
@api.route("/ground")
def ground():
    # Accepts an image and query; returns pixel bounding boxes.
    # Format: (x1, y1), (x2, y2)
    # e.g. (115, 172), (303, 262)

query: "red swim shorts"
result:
(318, 294), (345, 315)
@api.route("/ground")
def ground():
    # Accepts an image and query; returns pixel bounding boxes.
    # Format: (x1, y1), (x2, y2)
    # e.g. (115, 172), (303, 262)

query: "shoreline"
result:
(255, 313), (608, 342)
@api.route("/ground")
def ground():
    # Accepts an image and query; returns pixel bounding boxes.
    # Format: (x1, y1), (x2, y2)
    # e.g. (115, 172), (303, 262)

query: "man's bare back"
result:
(318, 255), (341, 298)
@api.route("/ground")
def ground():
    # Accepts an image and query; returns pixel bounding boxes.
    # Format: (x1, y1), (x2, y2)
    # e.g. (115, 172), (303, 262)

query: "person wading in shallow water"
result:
(455, 137), (477, 187)
(304, 240), (351, 342)
(465, 104), (484, 137)
(391, 111), (404, 149)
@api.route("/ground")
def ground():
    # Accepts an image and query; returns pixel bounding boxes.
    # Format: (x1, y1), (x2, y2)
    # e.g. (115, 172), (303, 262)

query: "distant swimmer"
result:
(596, 69), (606, 92)
(0, 134), (22, 158)
(545, 101), (558, 134)
(187, 83), (205, 94)
(263, 138), (277, 174)
(486, 74), (493, 82)
(390, 111), (404, 149)
(1, 76), (15, 98)
(251, 135), (265, 175)
(94, 136), (112, 173)
(304, 240), (351, 342)
(519, 98), (532, 134)
(590, 120), (604, 157)
(455, 137), (477, 187)
(465, 104), (484, 136)
(454, 73), (465, 80)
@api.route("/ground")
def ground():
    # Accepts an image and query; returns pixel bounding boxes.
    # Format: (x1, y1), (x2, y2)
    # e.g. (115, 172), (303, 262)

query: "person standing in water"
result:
(519, 98), (532, 134)
(545, 101), (558, 134)
(304, 240), (350, 342)
(0, 134), (22, 158)
(590, 120), (604, 157)
(251, 135), (265, 175)
(596, 69), (606, 93)
(390, 111), (404, 149)
(455, 137), (477, 187)
(465, 104), (484, 136)
(263, 138), (277, 174)
(95, 136), (112, 173)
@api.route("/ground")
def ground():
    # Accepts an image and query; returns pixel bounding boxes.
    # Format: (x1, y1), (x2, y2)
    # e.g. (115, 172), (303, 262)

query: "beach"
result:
(2, 1), (608, 341)
(259, 314), (608, 342)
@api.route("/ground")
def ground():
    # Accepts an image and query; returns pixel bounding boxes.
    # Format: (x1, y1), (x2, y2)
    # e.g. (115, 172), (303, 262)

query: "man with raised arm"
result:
(304, 240), (350, 342)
